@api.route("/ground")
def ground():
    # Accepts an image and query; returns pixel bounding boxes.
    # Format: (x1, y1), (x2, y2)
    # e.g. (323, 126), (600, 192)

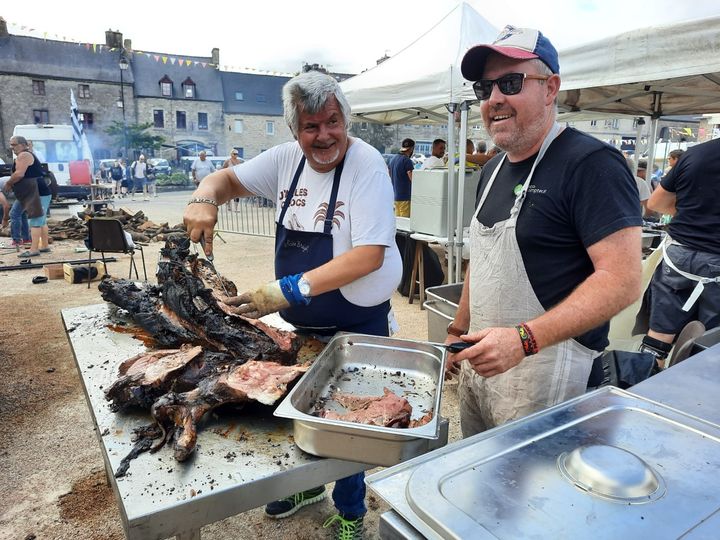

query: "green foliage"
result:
(105, 121), (165, 157)
(156, 172), (189, 186)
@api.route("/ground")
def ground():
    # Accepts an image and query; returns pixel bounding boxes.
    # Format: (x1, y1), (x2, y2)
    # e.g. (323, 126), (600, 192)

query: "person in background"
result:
(145, 160), (157, 198)
(641, 138), (720, 367)
(130, 155), (149, 201)
(223, 150), (244, 211)
(389, 138), (415, 217)
(0, 174), (31, 249)
(0, 189), (9, 231)
(183, 71), (401, 540)
(191, 151), (215, 187)
(420, 138), (447, 170)
(99, 161), (108, 183)
(110, 160), (124, 197)
(5, 136), (52, 257)
(120, 159), (132, 198)
(627, 158), (651, 216)
(660, 149), (685, 187)
(446, 25), (642, 437)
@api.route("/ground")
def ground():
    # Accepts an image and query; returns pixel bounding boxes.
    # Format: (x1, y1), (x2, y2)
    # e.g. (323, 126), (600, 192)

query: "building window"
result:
(198, 112), (208, 130)
(33, 109), (49, 124)
(235, 148), (244, 158)
(266, 121), (274, 135)
(78, 112), (94, 130)
(235, 92), (244, 101)
(360, 122), (368, 131)
(234, 120), (244, 133)
(78, 84), (91, 98)
(182, 77), (196, 99)
(590, 120), (598, 127)
(32, 80), (46, 95)
(159, 75), (173, 97)
(176, 111), (187, 130)
(256, 94), (266, 103)
(604, 119), (619, 129)
(153, 110), (165, 128)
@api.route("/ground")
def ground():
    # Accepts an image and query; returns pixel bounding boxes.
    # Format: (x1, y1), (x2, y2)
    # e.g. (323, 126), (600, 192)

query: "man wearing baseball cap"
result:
(446, 25), (643, 437)
(388, 138), (415, 217)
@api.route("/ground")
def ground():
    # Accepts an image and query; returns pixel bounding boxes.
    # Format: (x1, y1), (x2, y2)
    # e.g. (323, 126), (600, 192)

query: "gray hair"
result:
(11, 135), (28, 146)
(282, 71), (351, 136)
(529, 58), (559, 113)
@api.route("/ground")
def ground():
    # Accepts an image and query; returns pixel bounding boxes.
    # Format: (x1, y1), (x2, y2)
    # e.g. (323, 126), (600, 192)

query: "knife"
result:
(427, 341), (474, 353)
(198, 234), (232, 297)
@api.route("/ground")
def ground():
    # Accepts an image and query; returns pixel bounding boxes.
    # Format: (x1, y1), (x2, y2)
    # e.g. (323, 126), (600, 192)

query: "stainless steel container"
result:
(368, 385), (720, 539)
(274, 333), (448, 466)
(424, 283), (463, 342)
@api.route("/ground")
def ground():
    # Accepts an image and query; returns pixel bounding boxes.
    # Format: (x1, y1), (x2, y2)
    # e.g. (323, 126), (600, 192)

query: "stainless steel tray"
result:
(274, 333), (446, 466)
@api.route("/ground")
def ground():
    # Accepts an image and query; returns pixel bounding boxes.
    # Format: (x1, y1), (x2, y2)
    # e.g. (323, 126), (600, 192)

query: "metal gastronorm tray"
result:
(274, 333), (446, 466)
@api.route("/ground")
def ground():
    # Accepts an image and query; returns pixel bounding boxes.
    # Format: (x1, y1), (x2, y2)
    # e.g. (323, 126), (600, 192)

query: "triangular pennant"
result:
(170, 58), (176, 65)
(154, 55), (160, 61)
(92, 44), (97, 53)
(145, 53), (151, 58)
(201, 62), (207, 68)
(162, 56), (168, 64)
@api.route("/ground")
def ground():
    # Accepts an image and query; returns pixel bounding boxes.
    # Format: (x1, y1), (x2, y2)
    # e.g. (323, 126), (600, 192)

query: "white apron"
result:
(458, 123), (597, 437)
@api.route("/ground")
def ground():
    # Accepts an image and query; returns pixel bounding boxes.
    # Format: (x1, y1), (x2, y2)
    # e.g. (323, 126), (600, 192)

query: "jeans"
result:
(332, 473), (366, 519)
(10, 200), (30, 242)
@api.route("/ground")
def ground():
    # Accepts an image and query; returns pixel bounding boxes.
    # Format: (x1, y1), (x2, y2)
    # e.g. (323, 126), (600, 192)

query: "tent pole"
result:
(455, 104), (469, 283)
(446, 104), (457, 284)
(647, 116), (660, 185)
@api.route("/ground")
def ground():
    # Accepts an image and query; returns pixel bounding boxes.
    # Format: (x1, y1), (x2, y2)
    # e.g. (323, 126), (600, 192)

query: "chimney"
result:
(211, 47), (219, 67)
(123, 38), (132, 52)
(0, 17), (8, 37)
(105, 29), (123, 49)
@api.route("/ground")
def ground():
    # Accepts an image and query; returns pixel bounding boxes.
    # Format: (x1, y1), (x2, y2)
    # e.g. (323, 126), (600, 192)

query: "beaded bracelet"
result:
(187, 197), (218, 208)
(515, 322), (539, 356)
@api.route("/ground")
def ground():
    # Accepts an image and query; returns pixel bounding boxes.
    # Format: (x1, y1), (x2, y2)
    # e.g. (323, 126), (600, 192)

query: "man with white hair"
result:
(445, 25), (642, 437)
(183, 70), (401, 539)
(191, 150), (215, 187)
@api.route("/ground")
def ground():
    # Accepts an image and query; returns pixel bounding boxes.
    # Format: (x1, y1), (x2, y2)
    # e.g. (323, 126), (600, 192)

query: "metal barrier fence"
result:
(216, 197), (276, 237)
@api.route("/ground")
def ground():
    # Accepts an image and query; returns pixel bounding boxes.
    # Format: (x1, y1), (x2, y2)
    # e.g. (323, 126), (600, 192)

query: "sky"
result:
(6, 0), (720, 74)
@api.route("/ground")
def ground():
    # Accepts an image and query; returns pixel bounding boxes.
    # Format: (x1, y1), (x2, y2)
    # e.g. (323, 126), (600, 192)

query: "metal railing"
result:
(216, 197), (276, 237)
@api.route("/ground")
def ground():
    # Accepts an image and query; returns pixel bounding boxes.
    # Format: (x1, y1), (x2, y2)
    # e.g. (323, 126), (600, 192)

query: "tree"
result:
(105, 121), (165, 159)
(350, 122), (393, 153)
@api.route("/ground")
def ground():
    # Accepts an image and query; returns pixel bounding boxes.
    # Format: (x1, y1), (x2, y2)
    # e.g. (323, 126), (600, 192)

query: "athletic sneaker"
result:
(264, 486), (326, 519)
(322, 514), (364, 540)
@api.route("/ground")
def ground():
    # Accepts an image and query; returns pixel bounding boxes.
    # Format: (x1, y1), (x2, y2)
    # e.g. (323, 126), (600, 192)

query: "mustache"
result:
(312, 142), (336, 150)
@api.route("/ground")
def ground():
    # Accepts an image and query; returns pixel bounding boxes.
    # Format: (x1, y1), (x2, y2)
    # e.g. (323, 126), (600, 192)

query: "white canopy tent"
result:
(341, 2), (498, 282)
(557, 16), (720, 171)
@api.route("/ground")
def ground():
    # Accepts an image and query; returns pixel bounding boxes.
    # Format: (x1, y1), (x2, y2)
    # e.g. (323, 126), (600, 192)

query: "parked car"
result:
(148, 158), (171, 175)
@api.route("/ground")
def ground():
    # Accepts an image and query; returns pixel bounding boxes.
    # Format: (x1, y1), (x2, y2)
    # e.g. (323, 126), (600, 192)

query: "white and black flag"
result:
(70, 89), (94, 167)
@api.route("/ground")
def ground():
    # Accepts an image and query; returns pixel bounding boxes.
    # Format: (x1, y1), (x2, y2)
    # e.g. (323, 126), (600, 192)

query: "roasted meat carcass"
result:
(151, 360), (310, 461)
(98, 234), (300, 362)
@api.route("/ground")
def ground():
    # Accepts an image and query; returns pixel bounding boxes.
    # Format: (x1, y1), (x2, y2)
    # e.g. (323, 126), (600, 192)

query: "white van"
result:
(12, 124), (93, 199)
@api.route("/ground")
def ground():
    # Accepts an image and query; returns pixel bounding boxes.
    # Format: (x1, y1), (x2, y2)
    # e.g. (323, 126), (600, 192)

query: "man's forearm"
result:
(450, 266), (472, 332)
(192, 169), (253, 203)
(528, 267), (641, 351)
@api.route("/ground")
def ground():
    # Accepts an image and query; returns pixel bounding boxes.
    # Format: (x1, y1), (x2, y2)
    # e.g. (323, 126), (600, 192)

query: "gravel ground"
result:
(0, 194), (462, 540)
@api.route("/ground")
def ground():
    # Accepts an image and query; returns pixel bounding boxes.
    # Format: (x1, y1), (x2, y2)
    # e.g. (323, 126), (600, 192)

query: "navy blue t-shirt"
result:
(475, 128), (642, 351)
(661, 138), (720, 254)
(389, 153), (414, 201)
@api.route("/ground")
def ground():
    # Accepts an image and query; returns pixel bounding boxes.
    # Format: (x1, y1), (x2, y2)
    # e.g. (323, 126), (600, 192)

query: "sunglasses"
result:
(473, 72), (550, 101)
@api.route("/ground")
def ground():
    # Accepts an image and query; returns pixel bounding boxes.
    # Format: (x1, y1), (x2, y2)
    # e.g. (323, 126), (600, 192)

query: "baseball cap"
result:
(461, 25), (559, 81)
(231, 150), (238, 155)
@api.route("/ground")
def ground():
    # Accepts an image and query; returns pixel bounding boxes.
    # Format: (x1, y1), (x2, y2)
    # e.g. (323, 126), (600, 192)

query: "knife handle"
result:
(446, 341), (473, 353)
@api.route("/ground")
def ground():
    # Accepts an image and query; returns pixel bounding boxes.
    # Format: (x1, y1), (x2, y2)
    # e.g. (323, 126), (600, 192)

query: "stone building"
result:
(220, 72), (292, 159)
(0, 19), (136, 163)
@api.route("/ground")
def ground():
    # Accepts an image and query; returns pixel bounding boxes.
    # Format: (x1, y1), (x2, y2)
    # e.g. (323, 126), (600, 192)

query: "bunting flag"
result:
(70, 89), (94, 169)
(7, 19), (295, 76)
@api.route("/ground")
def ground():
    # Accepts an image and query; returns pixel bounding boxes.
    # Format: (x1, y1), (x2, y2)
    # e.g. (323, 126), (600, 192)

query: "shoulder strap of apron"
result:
(323, 157), (346, 234)
(278, 156), (306, 225)
(473, 122), (563, 219)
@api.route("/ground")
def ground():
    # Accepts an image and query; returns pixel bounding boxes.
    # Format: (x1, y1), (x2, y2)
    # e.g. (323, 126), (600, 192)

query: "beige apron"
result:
(458, 123), (597, 437)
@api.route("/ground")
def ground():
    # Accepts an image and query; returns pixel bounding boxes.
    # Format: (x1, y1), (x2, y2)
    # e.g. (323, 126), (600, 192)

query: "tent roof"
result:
(558, 16), (720, 117)
(340, 2), (497, 124)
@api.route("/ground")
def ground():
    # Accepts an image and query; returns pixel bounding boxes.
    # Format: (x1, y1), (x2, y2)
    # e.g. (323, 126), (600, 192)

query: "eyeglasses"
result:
(473, 73), (550, 101)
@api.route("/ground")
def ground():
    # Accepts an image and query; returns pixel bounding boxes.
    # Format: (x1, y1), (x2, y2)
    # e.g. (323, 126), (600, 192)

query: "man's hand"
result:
(443, 335), (464, 381)
(222, 280), (290, 319)
(452, 327), (526, 378)
(183, 202), (218, 257)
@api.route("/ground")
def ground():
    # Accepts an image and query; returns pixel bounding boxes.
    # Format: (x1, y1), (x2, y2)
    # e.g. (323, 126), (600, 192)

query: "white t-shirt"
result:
(192, 158), (215, 182)
(421, 156), (445, 170)
(232, 138), (402, 306)
(132, 161), (147, 179)
(635, 175), (651, 202)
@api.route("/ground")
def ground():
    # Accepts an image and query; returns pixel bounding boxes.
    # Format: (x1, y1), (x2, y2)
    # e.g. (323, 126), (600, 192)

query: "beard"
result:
(310, 144), (341, 166)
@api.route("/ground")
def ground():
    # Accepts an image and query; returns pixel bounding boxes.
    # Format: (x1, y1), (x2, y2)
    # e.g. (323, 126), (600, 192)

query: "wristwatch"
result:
(447, 322), (467, 337)
(298, 275), (312, 298)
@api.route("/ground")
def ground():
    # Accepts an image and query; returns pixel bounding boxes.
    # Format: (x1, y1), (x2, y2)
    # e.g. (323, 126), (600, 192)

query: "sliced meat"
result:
(320, 387), (413, 428)
(151, 360), (309, 461)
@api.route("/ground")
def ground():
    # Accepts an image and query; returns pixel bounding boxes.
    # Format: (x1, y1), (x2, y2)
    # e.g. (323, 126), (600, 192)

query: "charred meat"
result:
(152, 360), (310, 461)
